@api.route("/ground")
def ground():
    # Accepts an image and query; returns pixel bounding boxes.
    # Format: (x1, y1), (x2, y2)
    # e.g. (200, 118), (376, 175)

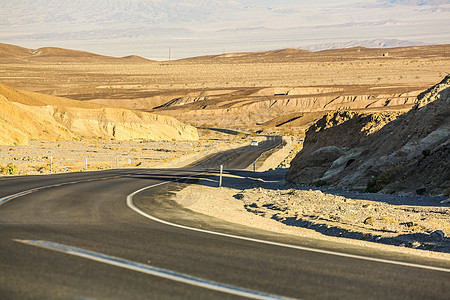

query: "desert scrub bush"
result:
(312, 180), (329, 187)
(236, 132), (247, 139)
(444, 187), (450, 197)
(34, 164), (50, 173)
(366, 165), (403, 193)
(0, 163), (18, 175)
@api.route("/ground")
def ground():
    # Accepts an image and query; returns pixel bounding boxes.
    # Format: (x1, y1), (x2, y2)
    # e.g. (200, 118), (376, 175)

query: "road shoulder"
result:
(171, 171), (450, 261)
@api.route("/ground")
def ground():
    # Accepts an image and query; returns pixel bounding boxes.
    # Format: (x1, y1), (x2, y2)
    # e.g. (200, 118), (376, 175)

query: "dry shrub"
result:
(0, 163), (18, 175)
(366, 165), (403, 193)
(34, 164), (50, 173)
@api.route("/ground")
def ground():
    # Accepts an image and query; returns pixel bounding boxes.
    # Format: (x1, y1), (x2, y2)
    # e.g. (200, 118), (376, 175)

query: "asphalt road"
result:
(191, 136), (283, 169)
(0, 142), (449, 299)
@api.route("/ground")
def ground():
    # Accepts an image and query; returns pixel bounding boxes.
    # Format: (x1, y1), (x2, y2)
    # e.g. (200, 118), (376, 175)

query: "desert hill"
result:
(0, 83), (198, 145)
(178, 48), (313, 63)
(0, 43), (448, 133)
(286, 76), (450, 195)
(2, 43), (447, 65)
(0, 43), (151, 63)
(147, 44), (448, 130)
(178, 44), (449, 63)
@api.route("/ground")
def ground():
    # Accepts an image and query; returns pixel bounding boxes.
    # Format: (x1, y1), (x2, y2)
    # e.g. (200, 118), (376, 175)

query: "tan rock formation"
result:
(286, 76), (450, 195)
(0, 83), (198, 145)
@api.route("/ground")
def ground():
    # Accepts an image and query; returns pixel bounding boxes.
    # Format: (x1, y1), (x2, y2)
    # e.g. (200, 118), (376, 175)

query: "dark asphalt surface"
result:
(191, 136), (283, 169)
(0, 141), (449, 299)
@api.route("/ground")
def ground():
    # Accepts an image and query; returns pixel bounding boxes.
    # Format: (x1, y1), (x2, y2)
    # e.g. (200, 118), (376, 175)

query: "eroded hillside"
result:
(0, 83), (198, 145)
(152, 85), (421, 130)
(286, 76), (450, 196)
(1, 43), (448, 133)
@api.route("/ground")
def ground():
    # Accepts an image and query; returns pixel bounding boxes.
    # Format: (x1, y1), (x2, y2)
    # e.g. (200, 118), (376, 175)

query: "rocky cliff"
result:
(0, 83), (198, 145)
(286, 76), (450, 196)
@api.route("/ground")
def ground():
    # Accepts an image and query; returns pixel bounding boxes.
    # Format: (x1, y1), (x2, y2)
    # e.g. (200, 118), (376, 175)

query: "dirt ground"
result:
(169, 134), (450, 258)
(173, 169), (450, 259)
(0, 129), (247, 176)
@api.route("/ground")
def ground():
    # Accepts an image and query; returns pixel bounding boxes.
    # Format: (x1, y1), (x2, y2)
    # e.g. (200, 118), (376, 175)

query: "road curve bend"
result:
(0, 144), (449, 299)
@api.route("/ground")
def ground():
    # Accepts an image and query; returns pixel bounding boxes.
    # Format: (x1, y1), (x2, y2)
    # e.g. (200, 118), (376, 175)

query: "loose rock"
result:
(363, 217), (375, 226)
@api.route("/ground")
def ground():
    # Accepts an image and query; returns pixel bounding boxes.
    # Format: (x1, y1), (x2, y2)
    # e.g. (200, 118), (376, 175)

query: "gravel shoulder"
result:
(173, 168), (450, 260)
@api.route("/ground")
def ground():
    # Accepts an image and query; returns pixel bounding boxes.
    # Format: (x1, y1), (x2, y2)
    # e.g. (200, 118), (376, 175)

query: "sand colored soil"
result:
(0, 129), (246, 176)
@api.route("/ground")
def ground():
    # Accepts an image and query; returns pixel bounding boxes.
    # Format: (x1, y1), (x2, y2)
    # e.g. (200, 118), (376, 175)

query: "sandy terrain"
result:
(1, 43), (449, 133)
(0, 129), (247, 176)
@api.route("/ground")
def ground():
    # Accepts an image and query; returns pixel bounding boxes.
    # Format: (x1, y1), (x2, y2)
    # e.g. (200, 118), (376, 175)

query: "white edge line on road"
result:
(127, 179), (450, 273)
(15, 239), (292, 300)
(0, 173), (134, 207)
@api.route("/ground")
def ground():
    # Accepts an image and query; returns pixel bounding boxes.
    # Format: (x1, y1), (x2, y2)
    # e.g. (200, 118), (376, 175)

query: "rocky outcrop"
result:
(0, 83), (198, 145)
(286, 76), (450, 195)
(52, 106), (198, 141)
(0, 95), (73, 145)
(154, 96), (208, 109)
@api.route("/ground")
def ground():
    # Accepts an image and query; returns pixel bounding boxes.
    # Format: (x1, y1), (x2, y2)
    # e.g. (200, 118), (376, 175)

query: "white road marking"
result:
(0, 173), (137, 207)
(0, 189), (37, 206)
(15, 239), (293, 300)
(127, 180), (450, 273)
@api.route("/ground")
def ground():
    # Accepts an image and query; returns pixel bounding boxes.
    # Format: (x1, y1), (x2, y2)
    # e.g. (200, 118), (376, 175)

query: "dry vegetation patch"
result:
(0, 130), (251, 175)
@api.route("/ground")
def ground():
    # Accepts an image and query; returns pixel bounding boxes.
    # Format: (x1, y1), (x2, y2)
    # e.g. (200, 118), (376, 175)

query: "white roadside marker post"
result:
(50, 156), (53, 173)
(219, 165), (223, 187)
(116, 157), (119, 169)
(85, 157), (88, 169)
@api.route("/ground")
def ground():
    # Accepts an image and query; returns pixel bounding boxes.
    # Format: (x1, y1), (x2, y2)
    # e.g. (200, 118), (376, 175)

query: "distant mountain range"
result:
(2, 1), (449, 59)
(378, 0), (450, 6)
(301, 39), (428, 52)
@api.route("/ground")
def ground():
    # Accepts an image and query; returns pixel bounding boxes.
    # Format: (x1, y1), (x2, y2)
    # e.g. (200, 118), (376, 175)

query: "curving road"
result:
(191, 136), (283, 170)
(0, 142), (449, 299)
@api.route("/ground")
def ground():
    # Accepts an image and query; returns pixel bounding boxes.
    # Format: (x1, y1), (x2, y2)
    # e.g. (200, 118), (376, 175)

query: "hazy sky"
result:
(1, 0), (449, 59)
